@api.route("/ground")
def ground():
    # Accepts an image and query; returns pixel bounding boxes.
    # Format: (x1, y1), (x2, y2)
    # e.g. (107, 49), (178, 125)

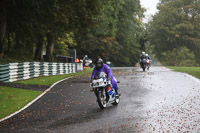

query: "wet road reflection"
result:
(53, 66), (200, 132)
(104, 66), (200, 132)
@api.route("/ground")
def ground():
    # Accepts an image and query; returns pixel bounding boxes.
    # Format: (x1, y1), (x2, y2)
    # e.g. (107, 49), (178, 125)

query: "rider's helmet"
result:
(95, 58), (103, 69)
(142, 51), (145, 55)
(145, 54), (148, 57)
(85, 55), (88, 58)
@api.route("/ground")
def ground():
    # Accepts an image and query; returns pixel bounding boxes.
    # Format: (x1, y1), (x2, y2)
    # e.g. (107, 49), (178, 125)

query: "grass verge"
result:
(0, 86), (42, 119)
(167, 66), (200, 79)
(0, 68), (93, 120)
(14, 68), (93, 86)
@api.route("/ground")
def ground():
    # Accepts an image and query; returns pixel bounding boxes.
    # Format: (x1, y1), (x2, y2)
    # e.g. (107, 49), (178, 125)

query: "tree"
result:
(0, 0), (146, 65)
(74, 0), (145, 66)
(0, 0), (107, 63)
(0, 0), (6, 59)
(41, 0), (106, 61)
(148, 0), (200, 65)
(115, 0), (145, 66)
(161, 46), (195, 66)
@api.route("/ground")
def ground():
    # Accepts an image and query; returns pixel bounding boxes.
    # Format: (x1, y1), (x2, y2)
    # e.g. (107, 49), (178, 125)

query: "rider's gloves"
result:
(107, 77), (111, 84)
(90, 79), (93, 86)
(91, 83), (93, 86)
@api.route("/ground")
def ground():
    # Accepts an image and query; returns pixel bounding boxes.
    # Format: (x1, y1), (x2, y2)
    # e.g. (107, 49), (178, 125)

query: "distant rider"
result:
(91, 58), (120, 96)
(146, 53), (150, 61)
(83, 55), (89, 66)
(146, 53), (151, 66)
(83, 55), (89, 61)
(145, 54), (150, 59)
(140, 51), (146, 67)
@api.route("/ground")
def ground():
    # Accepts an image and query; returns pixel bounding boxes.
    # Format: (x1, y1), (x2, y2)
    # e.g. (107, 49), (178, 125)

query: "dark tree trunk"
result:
(7, 33), (10, 52)
(15, 32), (20, 49)
(0, 0), (6, 59)
(34, 34), (44, 60)
(46, 33), (54, 62)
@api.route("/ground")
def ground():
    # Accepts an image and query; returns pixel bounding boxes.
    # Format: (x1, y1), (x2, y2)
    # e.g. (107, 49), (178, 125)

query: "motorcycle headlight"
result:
(99, 81), (104, 85)
(93, 82), (99, 86)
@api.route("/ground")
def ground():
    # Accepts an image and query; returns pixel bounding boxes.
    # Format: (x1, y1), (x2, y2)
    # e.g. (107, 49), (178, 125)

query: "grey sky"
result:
(140, 0), (160, 23)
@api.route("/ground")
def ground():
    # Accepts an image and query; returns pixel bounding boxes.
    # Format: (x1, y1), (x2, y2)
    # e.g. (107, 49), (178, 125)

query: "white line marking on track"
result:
(0, 77), (71, 123)
(166, 66), (200, 84)
(182, 73), (200, 84)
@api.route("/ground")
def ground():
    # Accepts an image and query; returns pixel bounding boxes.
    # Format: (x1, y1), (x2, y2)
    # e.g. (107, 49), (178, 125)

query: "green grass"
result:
(13, 68), (93, 86)
(168, 66), (200, 79)
(0, 68), (93, 120)
(0, 86), (42, 119)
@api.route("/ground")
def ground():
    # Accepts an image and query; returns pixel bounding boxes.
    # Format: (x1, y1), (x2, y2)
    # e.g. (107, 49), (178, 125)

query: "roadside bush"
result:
(161, 46), (195, 66)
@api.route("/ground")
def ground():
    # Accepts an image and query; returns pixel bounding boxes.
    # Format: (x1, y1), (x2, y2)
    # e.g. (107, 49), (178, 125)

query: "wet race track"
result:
(1, 67), (200, 132)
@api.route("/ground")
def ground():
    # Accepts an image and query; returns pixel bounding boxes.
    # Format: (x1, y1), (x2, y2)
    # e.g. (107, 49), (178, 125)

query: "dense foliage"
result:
(75, 0), (145, 66)
(0, 0), (145, 66)
(147, 0), (200, 66)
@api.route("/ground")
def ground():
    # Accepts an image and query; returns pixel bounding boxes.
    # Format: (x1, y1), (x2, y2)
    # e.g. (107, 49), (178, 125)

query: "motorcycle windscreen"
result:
(142, 59), (147, 63)
(94, 72), (106, 79)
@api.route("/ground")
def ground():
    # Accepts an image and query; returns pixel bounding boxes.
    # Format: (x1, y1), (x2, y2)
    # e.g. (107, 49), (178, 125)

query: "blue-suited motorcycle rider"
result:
(91, 58), (120, 96)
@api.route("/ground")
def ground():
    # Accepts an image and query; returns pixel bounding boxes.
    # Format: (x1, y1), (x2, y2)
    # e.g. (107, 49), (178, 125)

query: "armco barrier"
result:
(0, 62), (83, 82)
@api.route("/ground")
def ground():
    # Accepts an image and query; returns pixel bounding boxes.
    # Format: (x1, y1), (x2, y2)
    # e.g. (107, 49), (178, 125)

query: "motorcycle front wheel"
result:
(97, 89), (107, 109)
(147, 65), (149, 70)
(142, 66), (146, 71)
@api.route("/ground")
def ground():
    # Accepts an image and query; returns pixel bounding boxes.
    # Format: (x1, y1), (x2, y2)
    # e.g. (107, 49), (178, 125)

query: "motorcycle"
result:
(80, 58), (93, 68)
(141, 58), (147, 71)
(146, 59), (150, 70)
(90, 72), (120, 109)
(84, 59), (93, 68)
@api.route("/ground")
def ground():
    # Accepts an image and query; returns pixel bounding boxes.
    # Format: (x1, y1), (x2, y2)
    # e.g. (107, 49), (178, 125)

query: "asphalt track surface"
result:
(1, 67), (200, 132)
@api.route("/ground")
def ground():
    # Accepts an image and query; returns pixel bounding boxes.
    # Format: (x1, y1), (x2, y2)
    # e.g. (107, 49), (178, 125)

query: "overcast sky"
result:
(140, 0), (160, 23)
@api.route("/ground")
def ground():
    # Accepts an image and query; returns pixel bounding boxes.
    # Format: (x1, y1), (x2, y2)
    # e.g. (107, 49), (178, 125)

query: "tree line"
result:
(147, 0), (200, 66)
(0, 0), (145, 66)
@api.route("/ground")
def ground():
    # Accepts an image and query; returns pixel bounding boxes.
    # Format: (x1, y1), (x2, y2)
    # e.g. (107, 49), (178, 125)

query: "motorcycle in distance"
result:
(90, 72), (120, 109)
(141, 58), (147, 71)
(84, 58), (93, 68)
(80, 58), (93, 68)
(146, 59), (151, 70)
